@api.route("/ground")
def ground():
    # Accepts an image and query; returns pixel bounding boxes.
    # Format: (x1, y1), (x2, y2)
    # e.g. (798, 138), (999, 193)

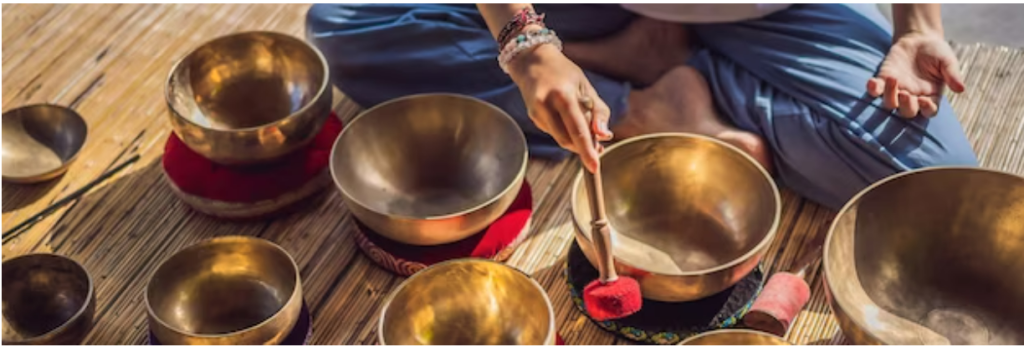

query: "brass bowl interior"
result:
(167, 31), (327, 130)
(146, 237), (299, 335)
(572, 134), (778, 274)
(2, 253), (92, 342)
(332, 94), (528, 219)
(680, 329), (790, 345)
(380, 260), (553, 345)
(2, 105), (87, 182)
(827, 168), (1024, 344)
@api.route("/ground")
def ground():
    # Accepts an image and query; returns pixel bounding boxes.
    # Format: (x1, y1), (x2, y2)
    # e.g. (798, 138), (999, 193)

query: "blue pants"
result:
(306, 4), (977, 209)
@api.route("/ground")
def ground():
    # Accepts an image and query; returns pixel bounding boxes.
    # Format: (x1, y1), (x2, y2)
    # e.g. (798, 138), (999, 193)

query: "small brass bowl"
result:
(145, 236), (303, 345)
(378, 259), (555, 345)
(2, 253), (95, 345)
(825, 167), (1024, 345)
(330, 93), (528, 245)
(2, 105), (88, 183)
(571, 133), (780, 302)
(166, 31), (331, 165)
(679, 329), (790, 345)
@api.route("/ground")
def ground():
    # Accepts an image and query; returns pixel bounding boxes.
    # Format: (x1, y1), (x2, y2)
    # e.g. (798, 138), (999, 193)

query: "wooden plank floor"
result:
(3, 4), (1023, 345)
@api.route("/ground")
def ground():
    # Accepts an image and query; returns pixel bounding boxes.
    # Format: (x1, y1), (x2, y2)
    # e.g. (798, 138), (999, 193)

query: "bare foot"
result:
(612, 66), (773, 171)
(563, 17), (691, 86)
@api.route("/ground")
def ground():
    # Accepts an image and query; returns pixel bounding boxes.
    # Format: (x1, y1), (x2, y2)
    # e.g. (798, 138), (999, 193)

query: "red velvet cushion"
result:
(163, 114), (341, 203)
(356, 181), (533, 266)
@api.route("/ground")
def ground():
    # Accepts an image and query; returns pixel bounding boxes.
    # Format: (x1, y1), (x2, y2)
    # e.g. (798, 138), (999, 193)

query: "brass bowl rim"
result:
(163, 30), (330, 133)
(822, 165), (1024, 344)
(143, 235), (302, 340)
(1, 253), (94, 344)
(570, 132), (781, 276)
(329, 92), (529, 220)
(1, 104), (88, 182)
(376, 258), (556, 345)
(677, 329), (790, 345)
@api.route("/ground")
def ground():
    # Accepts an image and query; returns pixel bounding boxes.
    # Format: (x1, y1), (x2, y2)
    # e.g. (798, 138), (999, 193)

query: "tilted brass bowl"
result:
(378, 259), (555, 345)
(166, 31), (331, 165)
(824, 167), (1024, 345)
(571, 133), (780, 302)
(679, 329), (790, 345)
(145, 236), (303, 345)
(2, 104), (88, 183)
(330, 93), (528, 245)
(2, 253), (95, 345)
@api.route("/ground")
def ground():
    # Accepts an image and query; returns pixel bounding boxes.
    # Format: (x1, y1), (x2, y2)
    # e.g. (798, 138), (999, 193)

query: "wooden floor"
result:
(3, 4), (1023, 345)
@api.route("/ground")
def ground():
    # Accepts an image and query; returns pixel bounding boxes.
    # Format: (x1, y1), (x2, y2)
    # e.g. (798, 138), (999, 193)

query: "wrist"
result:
(507, 43), (562, 79)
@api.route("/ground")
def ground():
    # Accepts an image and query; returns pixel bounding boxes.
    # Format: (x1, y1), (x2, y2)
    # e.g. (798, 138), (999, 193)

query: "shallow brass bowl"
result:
(679, 329), (790, 345)
(2, 253), (95, 345)
(145, 236), (303, 345)
(166, 31), (331, 165)
(378, 259), (555, 345)
(2, 105), (87, 183)
(825, 167), (1024, 345)
(571, 133), (780, 302)
(331, 93), (528, 245)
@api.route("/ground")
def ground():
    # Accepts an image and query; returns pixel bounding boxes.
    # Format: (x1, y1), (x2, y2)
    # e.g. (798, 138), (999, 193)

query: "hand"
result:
(867, 32), (966, 118)
(507, 43), (613, 172)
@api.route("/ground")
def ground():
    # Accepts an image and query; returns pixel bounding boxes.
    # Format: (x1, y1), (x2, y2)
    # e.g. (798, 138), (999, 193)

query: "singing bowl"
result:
(166, 31), (331, 165)
(679, 329), (790, 345)
(824, 167), (1024, 345)
(378, 259), (555, 345)
(2, 253), (95, 345)
(331, 93), (528, 245)
(145, 236), (303, 345)
(2, 105), (88, 183)
(571, 133), (780, 302)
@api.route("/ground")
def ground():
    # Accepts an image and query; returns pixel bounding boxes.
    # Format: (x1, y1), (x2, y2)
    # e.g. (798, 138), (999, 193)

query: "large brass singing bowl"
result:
(679, 329), (790, 345)
(166, 31), (331, 165)
(825, 167), (1024, 345)
(145, 236), (303, 345)
(331, 93), (528, 245)
(2, 105), (88, 183)
(571, 133), (780, 302)
(378, 259), (555, 345)
(2, 253), (95, 345)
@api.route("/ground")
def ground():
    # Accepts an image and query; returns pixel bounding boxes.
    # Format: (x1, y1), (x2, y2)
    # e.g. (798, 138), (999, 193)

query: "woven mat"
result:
(2, 4), (1022, 345)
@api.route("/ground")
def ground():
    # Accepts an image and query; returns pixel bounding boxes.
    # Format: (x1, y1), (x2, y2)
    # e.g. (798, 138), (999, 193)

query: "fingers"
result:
(883, 77), (900, 110)
(919, 95), (940, 118)
(897, 91), (919, 118)
(552, 92), (601, 173)
(941, 59), (966, 93)
(530, 106), (575, 152)
(585, 85), (613, 141)
(867, 77), (885, 97)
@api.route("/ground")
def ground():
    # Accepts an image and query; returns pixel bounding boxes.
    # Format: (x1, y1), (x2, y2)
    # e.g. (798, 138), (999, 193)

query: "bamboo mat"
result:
(3, 4), (1023, 345)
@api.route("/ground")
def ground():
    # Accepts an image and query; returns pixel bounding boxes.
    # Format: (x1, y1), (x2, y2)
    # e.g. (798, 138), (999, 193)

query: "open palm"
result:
(867, 32), (966, 118)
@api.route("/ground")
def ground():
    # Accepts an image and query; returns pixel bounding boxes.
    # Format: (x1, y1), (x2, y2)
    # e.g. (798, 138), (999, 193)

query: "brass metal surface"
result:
(571, 133), (780, 302)
(378, 259), (555, 345)
(330, 93), (528, 245)
(2, 253), (95, 345)
(825, 167), (1024, 345)
(145, 236), (303, 345)
(2, 105), (88, 183)
(166, 31), (331, 165)
(679, 329), (790, 345)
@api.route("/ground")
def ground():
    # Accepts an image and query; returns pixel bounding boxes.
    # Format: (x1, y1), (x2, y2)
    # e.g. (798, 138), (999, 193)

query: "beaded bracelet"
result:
(498, 28), (563, 74)
(496, 8), (546, 48)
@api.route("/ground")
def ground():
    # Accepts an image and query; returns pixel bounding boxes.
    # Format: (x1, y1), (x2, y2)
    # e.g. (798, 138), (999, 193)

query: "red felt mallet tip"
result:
(742, 272), (811, 336)
(582, 276), (643, 321)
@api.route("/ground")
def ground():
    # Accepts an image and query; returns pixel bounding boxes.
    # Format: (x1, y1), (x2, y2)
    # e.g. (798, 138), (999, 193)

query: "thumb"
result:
(941, 58), (966, 93)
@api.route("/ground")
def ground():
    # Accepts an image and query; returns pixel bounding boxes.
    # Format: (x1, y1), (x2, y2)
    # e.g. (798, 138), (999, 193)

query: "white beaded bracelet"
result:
(498, 29), (563, 74)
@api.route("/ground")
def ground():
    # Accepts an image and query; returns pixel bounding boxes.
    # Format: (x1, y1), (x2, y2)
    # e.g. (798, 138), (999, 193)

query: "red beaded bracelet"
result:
(497, 8), (546, 48)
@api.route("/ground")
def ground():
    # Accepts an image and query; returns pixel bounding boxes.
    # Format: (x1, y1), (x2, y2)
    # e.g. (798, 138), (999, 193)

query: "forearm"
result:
(477, 4), (536, 40)
(892, 4), (944, 39)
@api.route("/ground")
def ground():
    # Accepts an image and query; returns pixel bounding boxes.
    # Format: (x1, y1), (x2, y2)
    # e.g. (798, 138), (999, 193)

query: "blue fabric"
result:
(306, 4), (978, 209)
